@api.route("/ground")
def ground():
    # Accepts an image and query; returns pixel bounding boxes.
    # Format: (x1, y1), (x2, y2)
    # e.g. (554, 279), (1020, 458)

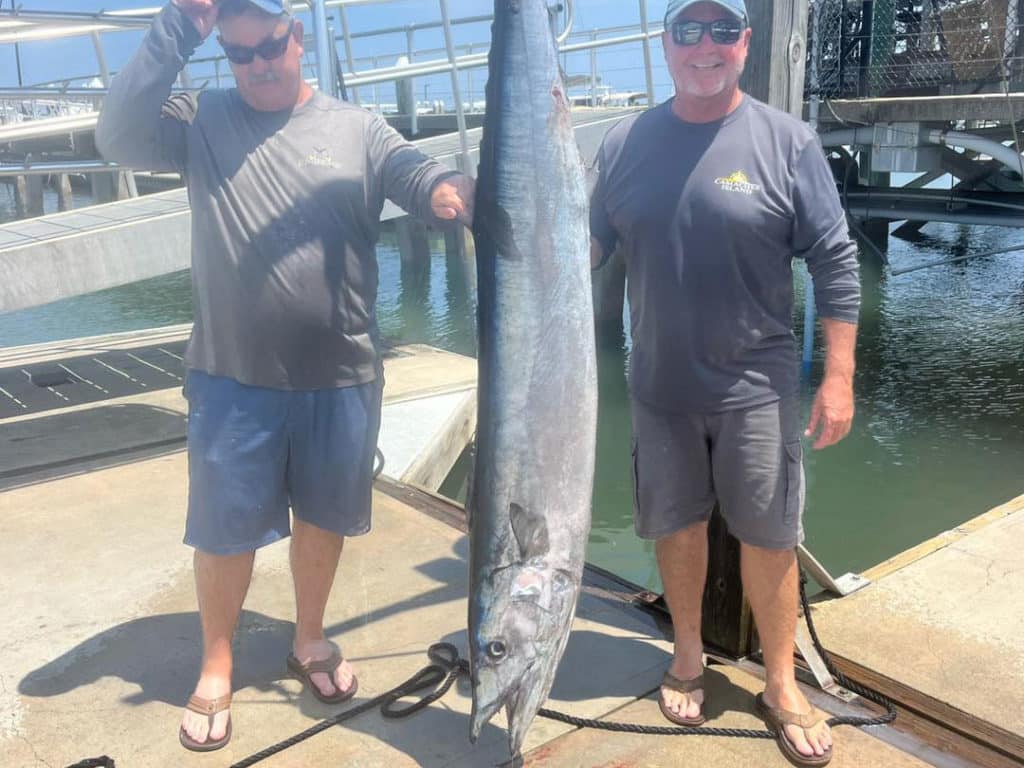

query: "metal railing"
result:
(0, 0), (665, 180)
(1, 1), (663, 104)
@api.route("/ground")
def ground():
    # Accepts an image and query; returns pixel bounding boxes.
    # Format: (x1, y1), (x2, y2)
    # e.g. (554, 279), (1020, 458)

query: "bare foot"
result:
(292, 638), (356, 698)
(180, 673), (231, 747)
(660, 657), (704, 721)
(763, 687), (833, 758)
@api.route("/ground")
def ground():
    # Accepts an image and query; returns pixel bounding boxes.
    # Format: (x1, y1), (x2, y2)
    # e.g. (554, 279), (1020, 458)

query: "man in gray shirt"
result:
(590, 0), (858, 765)
(96, 0), (472, 751)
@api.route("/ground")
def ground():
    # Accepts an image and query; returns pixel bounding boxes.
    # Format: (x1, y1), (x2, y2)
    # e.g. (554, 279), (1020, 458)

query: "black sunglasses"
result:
(670, 19), (745, 46)
(219, 19), (295, 65)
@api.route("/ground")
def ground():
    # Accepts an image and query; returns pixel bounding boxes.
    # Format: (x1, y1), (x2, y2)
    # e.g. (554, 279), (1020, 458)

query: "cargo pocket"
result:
(783, 440), (804, 527)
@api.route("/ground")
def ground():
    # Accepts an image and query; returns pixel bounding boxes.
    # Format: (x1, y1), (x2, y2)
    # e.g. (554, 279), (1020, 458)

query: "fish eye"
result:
(486, 640), (507, 660)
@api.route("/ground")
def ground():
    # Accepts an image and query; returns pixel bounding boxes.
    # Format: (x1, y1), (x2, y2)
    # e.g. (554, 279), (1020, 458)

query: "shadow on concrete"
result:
(15, 535), (714, 767)
(18, 609), (293, 706)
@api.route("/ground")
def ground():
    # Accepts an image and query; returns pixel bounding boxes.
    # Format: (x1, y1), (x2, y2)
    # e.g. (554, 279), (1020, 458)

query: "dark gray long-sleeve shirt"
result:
(591, 97), (860, 413)
(96, 4), (456, 389)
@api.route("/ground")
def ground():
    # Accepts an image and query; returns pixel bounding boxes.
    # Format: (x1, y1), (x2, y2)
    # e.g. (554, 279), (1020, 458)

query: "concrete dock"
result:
(811, 494), (1024, 767)
(0, 328), (1017, 767)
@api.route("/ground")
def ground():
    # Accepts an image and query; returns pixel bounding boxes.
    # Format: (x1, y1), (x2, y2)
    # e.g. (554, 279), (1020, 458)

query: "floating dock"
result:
(811, 494), (1024, 768)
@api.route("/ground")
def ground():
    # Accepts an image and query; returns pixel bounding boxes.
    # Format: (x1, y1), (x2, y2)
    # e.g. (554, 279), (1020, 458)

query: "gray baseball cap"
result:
(664, 0), (747, 25)
(246, 0), (293, 15)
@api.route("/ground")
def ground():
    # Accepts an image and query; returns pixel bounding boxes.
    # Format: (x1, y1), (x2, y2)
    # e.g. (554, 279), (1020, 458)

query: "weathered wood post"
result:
(396, 217), (432, 336)
(56, 174), (74, 212)
(14, 175), (44, 219)
(396, 215), (432, 270)
(854, 0), (890, 254)
(445, 228), (476, 337)
(693, 0), (811, 659)
(741, 0), (810, 116)
(395, 54), (417, 137)
(90, 29), (137, 206)
(856, 152), (890, 256)
(90, 170), (132, 204)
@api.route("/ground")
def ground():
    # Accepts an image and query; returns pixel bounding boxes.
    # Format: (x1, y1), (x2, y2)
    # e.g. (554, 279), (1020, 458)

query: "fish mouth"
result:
(505, 686), (533, 757)
(469, 665), (512, 742)
(469, 663), (544, 755)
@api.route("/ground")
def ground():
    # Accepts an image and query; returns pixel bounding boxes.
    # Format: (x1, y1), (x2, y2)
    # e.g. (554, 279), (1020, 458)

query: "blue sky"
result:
(1, 1), (675, 104)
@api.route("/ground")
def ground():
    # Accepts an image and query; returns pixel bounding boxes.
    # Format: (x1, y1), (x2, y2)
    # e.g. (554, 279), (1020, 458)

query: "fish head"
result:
(469, 559), (578, 754)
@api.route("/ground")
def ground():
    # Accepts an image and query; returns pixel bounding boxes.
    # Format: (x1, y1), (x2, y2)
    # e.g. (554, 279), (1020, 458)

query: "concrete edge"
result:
(863, 492), (1024, 581)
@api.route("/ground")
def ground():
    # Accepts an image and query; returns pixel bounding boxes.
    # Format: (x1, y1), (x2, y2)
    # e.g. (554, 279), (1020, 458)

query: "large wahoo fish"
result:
(468, 0), (598, 756)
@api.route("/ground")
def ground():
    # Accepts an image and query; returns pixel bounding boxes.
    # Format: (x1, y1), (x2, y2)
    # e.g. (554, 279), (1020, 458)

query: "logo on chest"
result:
(714, 170), (761, 196)
(304, 146), (335, 168)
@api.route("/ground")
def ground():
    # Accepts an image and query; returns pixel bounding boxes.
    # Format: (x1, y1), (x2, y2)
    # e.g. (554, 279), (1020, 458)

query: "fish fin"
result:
(473, 197), (522, 261)
(509, 502), (550, 559)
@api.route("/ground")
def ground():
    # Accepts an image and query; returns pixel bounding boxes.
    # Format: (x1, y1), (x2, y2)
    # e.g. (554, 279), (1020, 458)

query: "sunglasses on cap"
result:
(670, 19), (745, 46)
(218, 19), (295, 65)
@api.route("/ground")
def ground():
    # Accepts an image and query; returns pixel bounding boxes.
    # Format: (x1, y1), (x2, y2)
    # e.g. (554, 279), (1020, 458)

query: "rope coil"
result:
(65, 758), (115, 768)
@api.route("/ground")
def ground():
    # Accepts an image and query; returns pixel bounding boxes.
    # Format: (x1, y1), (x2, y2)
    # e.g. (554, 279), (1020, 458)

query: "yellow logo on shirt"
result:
(304, 146), (335, 168)
(715, 170), (761, 195)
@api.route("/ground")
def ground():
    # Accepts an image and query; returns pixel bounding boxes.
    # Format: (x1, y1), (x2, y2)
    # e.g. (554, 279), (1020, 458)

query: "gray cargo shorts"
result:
(630, 395), (805, 549)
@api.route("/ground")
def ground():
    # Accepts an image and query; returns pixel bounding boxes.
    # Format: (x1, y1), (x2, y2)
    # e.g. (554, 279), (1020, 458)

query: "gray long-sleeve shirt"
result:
(591, 97), (861, 413)
(96, 4), (456, 389)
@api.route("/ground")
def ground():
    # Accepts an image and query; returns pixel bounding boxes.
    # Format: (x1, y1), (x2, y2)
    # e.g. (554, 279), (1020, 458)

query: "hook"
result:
(555, 0), (574, 45)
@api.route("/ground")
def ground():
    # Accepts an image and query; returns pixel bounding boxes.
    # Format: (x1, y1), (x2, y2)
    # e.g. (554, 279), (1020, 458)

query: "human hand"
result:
(171, 0), (219, 40)
(431, 174), (475, 227)
(804, 374), (854, 449)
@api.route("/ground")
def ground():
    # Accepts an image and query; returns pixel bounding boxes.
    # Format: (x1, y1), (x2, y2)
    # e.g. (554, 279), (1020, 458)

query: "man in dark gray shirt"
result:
(96, 0), (472, 751)
(590, 0), (858, 764)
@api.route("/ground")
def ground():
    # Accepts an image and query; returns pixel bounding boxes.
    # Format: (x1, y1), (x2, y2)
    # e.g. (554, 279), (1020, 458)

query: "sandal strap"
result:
(185, 693), (231, 716)
(294, 647), (343, 675)
(661, 671), (704, 694)
(760, 697), (825, 729)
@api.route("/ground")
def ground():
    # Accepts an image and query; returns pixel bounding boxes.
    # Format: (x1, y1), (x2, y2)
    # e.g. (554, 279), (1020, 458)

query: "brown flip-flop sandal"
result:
(179, 693), (232, 752)
(755, 692), (833, 767)
(286, 643), (359, 705)
(658, 670), (706, 727)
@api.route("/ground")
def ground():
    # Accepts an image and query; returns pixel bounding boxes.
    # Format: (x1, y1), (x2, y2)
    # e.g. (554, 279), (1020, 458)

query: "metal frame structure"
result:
(0, 1), (662, 173)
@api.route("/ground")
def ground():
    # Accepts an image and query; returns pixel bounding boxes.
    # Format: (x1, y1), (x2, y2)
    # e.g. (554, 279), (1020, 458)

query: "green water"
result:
(1, 222), (1022, 589)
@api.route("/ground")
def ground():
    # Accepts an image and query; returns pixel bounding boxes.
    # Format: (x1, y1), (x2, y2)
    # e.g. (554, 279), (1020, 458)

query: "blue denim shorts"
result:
(183, 370), (383, 555)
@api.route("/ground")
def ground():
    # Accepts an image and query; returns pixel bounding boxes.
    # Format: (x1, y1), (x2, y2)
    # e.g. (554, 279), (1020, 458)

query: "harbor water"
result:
(1, 204), (1022, 589)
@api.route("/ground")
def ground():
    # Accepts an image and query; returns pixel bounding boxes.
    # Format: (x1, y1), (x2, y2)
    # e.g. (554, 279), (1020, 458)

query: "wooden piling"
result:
(56, 174), (73, 212)
(857, 149), (891, 258)
(14, 175), (44, 219)
(443, 225), (470, 263)
(444, 228), (476, 330)
(396, 218), (432, 333)
(396, 215), (432, 269)
(90, 171), (133, 204)
(741, 0), (810, 118)
(702, 508), (754, 657)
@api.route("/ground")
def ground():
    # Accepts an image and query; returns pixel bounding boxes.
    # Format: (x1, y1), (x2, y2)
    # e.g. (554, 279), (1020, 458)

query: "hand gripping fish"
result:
(468, 0), (598, 756)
